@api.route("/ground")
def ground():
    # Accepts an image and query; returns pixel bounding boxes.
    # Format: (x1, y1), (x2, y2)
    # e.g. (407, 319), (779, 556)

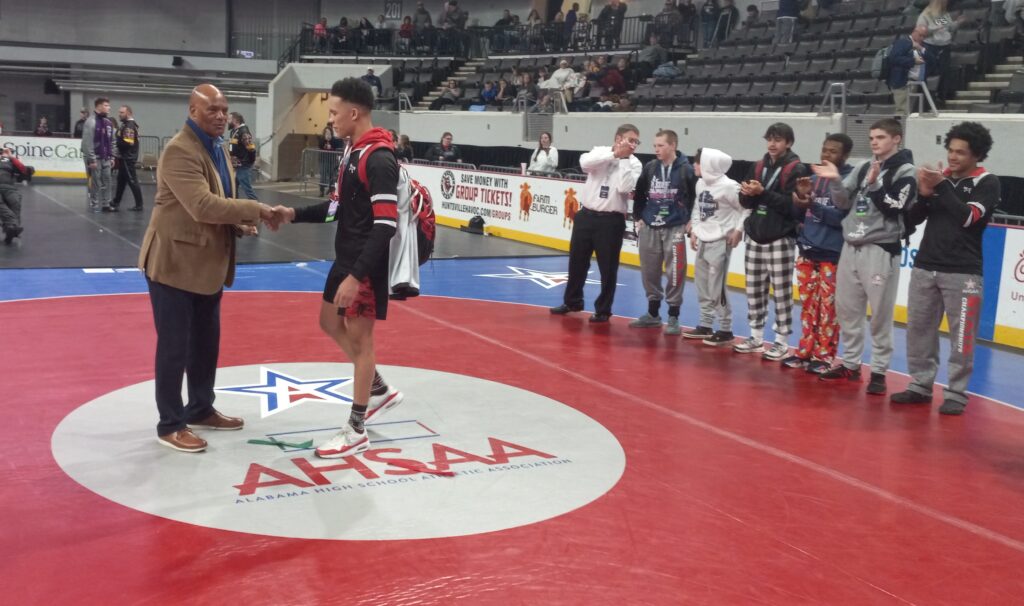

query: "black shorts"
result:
(322, 264), (389, 320)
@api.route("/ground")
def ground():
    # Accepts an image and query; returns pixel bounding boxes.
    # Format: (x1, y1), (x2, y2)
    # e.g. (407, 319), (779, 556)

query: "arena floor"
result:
(2, 183), (1023, 604)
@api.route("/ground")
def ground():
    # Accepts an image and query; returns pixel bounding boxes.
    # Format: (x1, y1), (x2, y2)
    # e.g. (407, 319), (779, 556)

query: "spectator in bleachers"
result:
(519, 72), (540, 106)
(742, 4), (760, 29)
(34, 117), (52, 137)
(917, 0), (965, 100)
(574, 13), (593, 51)
(616, 57), (637, 90)
(675, 0), (700, 44)
(656, 1), (684, 45)
(429, 79), (463, 110)
(527, 8), (543, 26)
(597, 0), (628, 49)
(396, 135), (414, 163)
(399, 16), (414, 53)
(717, 0), (741, 42)
(700, 0), (721, 48)
(528, 132), (559, 174)
(588, 56), (627, 95)
(888, 24), (929, 113)
(73, 109), (88, 138)
(566, 2), (580, 37)
(480, 80), (498, 104)
(414, 1), (432, 28)
(494, 78), (516, 106)
(413, 1), (434, 51)
(816, 0), (841, 19)
(314, 17), (329, 53)
(334, 17), (352, 52)
(492, 9), (514, 52)
(427, 132), (462, 163)
(441, 1), (469, 55)
(362, 68), (383, 97)
(775, 0), (801, 45)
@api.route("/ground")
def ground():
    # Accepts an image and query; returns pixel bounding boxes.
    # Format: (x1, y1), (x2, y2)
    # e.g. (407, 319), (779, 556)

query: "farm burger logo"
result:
(52, 364), (625, 540)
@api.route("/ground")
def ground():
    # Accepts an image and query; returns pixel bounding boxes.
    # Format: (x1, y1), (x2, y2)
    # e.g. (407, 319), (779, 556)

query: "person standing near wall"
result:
(228, 112), (258, 200)
(891, 121), (1000, 415)
(111, 105), (143, 211)
(629, 129), (694, 335)
(81, 97), (115, 213)
(550, 124), (643, 323)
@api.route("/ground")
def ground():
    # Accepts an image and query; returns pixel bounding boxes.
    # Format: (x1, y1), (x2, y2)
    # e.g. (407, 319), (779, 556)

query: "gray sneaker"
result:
(733, 336), (764, 354)
(628, 313), (663, 328)
(762, 341), (789, 361)
(663, 316), (681, 336)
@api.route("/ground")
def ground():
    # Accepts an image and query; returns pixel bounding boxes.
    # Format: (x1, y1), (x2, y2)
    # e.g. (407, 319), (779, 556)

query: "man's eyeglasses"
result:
(625, 138), (641, 146)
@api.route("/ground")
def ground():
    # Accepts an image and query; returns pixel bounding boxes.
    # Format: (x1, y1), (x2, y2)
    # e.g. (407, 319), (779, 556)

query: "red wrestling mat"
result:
(3, 292), (1024, 604)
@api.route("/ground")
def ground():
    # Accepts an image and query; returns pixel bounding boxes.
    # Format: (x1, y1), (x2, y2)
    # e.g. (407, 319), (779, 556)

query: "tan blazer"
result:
(138, 126), (262, 295)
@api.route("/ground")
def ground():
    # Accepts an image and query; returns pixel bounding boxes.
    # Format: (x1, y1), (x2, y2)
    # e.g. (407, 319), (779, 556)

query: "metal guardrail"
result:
(299, 147), (343, 194)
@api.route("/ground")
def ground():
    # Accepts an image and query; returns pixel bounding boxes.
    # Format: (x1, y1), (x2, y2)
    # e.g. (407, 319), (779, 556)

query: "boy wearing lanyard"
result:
(736, 123), (809, 361)
(815, 118), (917, 395)
(784, 134), (853, 373)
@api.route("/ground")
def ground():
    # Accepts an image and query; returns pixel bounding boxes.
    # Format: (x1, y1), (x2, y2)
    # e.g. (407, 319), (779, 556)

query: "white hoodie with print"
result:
(691, 148), (747, 242)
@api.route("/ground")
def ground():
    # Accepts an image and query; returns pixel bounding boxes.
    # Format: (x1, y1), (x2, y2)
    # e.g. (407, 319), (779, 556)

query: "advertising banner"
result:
(0, 136), (87, 178)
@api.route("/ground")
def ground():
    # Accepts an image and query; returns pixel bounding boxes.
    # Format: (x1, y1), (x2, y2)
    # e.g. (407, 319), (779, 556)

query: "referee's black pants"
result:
(563, 207), (626, 316)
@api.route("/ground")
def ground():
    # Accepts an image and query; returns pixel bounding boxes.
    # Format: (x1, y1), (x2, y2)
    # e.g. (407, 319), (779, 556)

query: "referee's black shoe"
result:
(550, 304), (583, 315)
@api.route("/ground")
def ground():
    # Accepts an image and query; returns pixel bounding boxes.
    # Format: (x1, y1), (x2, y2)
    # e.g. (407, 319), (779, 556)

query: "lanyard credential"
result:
(326, 142), (353, 223)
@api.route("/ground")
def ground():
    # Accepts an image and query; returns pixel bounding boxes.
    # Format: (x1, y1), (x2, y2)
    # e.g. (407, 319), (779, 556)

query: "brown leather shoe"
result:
(157, 428), (208, 452)
(189, 410), (244, 431)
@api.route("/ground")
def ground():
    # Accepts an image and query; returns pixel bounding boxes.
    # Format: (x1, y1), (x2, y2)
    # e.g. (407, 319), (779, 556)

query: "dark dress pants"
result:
(147, 278), (222, 436)
(563, 207), (626, 315)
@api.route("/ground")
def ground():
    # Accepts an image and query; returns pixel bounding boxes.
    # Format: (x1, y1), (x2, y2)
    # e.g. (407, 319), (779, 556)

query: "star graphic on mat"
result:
(475, 266), (606, 289)
(216, 368), (354, 418)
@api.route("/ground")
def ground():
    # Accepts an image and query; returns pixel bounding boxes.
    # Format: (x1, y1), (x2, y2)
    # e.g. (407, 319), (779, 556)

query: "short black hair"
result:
(94, 97), (109, 108)
(764, 122), (794, 144)
(825, 133), (854, 156)
(330, 78), (375, 111)
(945, 121), (992, 161)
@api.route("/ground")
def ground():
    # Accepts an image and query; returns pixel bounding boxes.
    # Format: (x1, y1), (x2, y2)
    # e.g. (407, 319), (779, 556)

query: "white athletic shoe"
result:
(365, 387), (404, 423)
(315, 424), (370, 459)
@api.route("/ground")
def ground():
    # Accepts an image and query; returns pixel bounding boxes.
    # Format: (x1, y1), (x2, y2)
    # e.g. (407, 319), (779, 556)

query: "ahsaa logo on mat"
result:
(52, 363), (625, 541)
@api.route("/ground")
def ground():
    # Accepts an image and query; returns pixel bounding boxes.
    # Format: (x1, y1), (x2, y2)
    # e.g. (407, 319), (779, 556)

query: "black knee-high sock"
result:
(648, 300), (660, 317)
(668, 305), (680, 318)
(349, 403), (367, 432)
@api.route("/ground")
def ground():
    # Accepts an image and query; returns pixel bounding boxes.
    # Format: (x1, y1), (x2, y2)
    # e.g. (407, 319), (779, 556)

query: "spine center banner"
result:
(405, 163), (1024, 349)
(0, 136), (87, 178)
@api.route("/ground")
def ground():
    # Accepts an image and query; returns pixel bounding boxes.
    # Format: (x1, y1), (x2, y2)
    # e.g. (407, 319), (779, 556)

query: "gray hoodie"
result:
(831, 148), (917, 252)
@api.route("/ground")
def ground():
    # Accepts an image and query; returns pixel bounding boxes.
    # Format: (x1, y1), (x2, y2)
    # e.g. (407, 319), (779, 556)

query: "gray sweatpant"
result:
(638, 223), (687, 308)
(694, 238), (732, 331)
(836, 242), (900, 373)
(905, 268), (983, 404)
(89, 159), (112, 208)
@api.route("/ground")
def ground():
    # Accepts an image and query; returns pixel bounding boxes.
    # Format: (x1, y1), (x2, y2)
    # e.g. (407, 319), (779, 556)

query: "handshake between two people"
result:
(240, 205), (297, 236)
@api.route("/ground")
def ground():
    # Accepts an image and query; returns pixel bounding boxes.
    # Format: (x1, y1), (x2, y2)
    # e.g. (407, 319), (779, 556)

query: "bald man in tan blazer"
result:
(140, 84), (279, 453)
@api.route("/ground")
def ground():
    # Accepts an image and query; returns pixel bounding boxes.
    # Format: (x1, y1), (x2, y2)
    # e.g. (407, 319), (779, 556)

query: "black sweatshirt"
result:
(293, 129), (398, 281)
(740, 150), (809, 244)
(908, 168), (1001, 275)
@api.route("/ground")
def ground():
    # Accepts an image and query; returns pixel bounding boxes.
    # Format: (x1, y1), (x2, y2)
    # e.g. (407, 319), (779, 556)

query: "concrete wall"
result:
(0, 76), (68, 134)
(67, 92), (257, 144)
(0, 0), (229, 54)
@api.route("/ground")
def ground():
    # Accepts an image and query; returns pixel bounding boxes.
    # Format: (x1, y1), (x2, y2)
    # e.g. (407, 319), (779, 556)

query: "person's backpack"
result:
(855, 160), (917, 244)
(354, 143), (437, 299)
(752, 157), (802, 193)
(870, 36), (899, 81)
